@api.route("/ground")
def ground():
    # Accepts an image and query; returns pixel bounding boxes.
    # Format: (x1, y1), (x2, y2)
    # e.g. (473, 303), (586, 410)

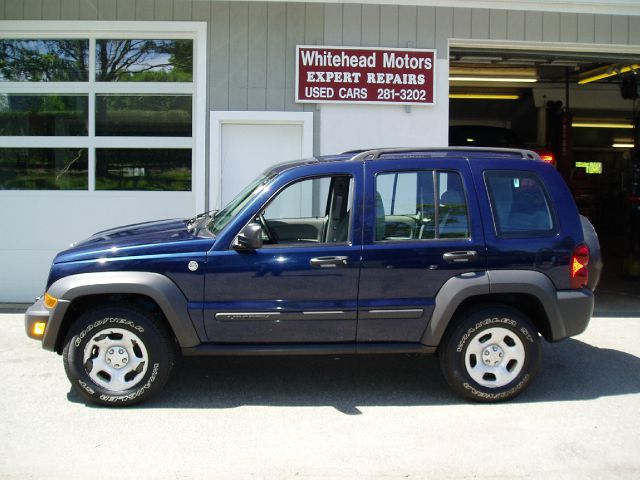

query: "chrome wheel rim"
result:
(464, 327), (525, 388)
(82, 328), (149, 392)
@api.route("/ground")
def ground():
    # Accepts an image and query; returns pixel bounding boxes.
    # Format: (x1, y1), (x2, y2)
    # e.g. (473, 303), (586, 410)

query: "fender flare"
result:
(421, 272), (490, 346)
(421, 270), (566, 346)
(42, 271), (201, 351)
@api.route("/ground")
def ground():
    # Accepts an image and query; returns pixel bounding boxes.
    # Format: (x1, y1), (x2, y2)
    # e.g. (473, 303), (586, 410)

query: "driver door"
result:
(203, 167), (362, 344)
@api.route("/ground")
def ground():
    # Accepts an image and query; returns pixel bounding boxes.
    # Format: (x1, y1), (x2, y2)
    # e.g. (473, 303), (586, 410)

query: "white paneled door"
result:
(210, 112), (314, 209)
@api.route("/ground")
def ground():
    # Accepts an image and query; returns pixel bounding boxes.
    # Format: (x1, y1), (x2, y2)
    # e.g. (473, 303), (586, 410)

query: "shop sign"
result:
(296, 45), (436, 106)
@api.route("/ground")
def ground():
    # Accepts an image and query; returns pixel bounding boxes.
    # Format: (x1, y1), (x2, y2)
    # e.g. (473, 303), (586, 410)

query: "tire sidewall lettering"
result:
(77, 379), (95, 395)
(98, 362), (160, 403)
(462, 374), (531, 401)
(442, 307), (541, 402)
(456, 316), (520, 353)
(74, 317), (145, 348)
(64, 308), (171, 406)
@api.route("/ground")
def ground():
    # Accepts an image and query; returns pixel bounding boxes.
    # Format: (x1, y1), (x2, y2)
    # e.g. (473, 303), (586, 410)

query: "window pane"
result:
(96, 148), (191, 191)
(0, 94), (88, 136)
(376, 172), (435, 241)
(376, 170), (469, 241)
(96, 40), (193, 82)
(0, 148), (87, 190)
(95, 95), (191, 137)
(265, 177), (329, 219)
(263, 176), (352, 244)
(437, 171), (469, 239)
(0, 40), (89, 82)
(485, 171), (555, 236)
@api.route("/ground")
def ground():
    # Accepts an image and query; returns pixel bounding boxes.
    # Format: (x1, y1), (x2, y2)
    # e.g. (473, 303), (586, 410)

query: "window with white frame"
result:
(0, 24), (202, 191)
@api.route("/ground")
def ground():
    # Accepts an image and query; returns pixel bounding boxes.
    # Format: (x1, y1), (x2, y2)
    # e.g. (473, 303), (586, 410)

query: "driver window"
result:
(262, 175), (352, 245)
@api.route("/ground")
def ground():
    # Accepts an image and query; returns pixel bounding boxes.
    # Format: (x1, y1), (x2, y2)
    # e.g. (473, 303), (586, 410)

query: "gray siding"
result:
(2, 0), (639, 115)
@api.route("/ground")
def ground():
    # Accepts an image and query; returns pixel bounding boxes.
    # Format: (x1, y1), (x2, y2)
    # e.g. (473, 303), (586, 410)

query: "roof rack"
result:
(347, 147), (541, 162)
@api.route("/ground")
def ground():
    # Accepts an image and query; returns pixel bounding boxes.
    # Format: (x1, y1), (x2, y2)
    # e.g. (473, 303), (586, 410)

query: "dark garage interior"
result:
(448, 46), (640, 305)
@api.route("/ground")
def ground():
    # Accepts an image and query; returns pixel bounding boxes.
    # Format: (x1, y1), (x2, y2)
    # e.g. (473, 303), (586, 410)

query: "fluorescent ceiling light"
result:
(578, 64), (640, 85)
(449, 76), (537, 83)
(449, 67), (537, 83)
(612, 143), (634, 148)
(449, 93), (520, 100)
(572, 122), (634, 129)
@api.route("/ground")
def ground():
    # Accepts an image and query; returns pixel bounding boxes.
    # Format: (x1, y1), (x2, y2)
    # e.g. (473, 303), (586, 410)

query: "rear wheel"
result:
(439, 305), (541, 402)
(63, 306), (174, 406)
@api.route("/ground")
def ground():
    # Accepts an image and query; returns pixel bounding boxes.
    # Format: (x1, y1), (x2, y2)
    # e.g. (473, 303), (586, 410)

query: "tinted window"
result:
(485, 171), (555, 236)
(375, 170), (469, 241)
(437, 171), (469, 239)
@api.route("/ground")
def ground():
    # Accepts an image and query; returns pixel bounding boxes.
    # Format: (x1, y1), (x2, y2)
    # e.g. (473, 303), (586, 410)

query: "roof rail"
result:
(348, 147), (541, 162)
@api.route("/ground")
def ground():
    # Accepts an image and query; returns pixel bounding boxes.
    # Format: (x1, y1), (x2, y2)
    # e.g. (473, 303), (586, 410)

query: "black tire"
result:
(439, 305), (541, 402)
(63, 306), (174, 406)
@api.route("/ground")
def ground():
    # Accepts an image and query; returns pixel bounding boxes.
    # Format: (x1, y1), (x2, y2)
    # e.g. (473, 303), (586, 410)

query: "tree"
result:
(0, 40), (88, 81)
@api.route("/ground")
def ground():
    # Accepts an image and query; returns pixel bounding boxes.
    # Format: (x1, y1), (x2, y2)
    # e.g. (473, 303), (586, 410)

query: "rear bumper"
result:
(553, 288), (594, 341)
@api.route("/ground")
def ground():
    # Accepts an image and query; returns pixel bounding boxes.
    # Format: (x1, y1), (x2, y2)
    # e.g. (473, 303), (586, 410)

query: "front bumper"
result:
(25, 295), (71, 350)
(24, 296), (50, 341)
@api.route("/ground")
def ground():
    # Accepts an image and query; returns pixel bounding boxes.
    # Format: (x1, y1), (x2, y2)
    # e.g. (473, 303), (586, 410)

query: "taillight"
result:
(535, 149), (557, 166)
(570, 244), (590, 289)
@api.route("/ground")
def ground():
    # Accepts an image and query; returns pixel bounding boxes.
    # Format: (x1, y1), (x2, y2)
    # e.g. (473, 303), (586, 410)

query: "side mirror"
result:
(233, 223), (263, 250)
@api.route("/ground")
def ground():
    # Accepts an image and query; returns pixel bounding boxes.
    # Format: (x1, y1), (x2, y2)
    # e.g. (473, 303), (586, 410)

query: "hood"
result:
(54, 218), (214, 264)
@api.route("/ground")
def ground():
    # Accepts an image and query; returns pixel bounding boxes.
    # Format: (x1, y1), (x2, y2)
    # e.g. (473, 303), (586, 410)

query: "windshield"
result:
(208, 172), (274, 235)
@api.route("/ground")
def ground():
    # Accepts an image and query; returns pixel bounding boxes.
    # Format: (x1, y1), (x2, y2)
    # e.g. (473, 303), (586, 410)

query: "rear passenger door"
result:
(357, 158), (486, 343)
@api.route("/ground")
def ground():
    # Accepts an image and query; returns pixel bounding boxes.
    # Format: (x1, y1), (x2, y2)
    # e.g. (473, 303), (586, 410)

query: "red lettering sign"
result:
(296, 45), (436, 105)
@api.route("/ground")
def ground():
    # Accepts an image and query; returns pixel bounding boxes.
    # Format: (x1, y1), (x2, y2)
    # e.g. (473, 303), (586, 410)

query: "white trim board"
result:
(225, 0), (640, 16)
(209, 111), (314, 210)
(449, 39), (640, 55)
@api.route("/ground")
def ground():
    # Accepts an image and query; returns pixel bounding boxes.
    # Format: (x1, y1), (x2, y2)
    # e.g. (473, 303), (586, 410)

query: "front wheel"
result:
(439, 305), (541, 402)
(63, 306), (174, 406)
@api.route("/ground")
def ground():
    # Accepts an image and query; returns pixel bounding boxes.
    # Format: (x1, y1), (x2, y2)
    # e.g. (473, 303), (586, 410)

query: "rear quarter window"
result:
(484, 170), (556, 237)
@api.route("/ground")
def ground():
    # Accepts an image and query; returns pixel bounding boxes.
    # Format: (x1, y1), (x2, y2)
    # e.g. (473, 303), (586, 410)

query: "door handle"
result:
(310, 256), (349, 268)
(442, 251), (477, 263)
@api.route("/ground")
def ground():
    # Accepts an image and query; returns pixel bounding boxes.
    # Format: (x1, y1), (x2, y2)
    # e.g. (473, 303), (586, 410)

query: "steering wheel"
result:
(258, 212), (278, 243)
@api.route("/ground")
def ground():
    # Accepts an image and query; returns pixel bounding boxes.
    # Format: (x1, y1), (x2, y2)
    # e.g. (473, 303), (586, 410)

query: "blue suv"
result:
(25, 148), (601, 405)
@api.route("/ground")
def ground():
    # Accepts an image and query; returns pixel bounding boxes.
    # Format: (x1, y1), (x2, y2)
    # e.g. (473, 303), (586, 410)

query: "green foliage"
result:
(96, 39), (193, 82)
(0, 148), (88, 190)
(0, 40), (88, 81)
(95, 148), (192, 191)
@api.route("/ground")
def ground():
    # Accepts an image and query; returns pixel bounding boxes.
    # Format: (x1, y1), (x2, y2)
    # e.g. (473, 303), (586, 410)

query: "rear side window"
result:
(374, 170), (469, 241)
(485, 171), (556, 237)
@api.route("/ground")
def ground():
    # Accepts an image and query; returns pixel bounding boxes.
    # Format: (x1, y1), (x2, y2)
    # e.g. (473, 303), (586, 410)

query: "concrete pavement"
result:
(1, 311), (639, 479)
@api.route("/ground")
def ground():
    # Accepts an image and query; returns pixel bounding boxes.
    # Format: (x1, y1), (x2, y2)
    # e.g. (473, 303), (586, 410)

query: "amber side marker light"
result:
(44, 293), (58, 309)
(33, 322), (46, 337)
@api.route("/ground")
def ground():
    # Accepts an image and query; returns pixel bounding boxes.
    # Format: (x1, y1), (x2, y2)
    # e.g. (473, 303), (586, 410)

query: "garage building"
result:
(1, 0), (639, 301)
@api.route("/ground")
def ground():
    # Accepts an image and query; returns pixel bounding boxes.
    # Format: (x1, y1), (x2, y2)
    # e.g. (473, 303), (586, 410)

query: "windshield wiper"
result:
(187, 210), (218, 234)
